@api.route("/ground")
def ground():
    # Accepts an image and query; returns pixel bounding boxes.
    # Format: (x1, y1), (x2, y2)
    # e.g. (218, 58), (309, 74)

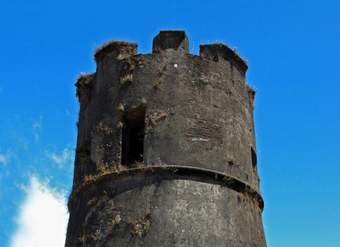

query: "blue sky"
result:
(0, 0), (339, 246)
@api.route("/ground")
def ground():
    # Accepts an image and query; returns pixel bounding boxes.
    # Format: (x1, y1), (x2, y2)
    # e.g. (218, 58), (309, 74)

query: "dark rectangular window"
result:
(121, 107), (145, 166)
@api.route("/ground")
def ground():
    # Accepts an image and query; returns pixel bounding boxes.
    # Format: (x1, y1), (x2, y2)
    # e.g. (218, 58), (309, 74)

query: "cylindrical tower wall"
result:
(66, 31), (266, 247)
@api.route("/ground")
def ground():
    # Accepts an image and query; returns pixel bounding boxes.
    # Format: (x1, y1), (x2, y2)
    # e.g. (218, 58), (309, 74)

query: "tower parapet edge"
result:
(66, 30), (266, 247)
(94, 41), (137, 63)
(75, 73), (95, 104)
(200, 43), (248, 76)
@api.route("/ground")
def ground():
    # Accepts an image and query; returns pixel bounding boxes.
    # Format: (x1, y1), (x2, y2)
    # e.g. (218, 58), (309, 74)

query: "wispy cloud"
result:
(0, 151), (11, 165)
(47, 148), (73, 168)
(32, 116), (43, 142)
(10, 176), (68, 247)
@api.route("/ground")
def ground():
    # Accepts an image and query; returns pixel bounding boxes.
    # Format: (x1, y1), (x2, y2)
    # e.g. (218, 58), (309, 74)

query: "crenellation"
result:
(152, 30), (189, 54)
(94, 41), (137, 64)
(75, 73), (95, 104)
(200, 43), (248, 76)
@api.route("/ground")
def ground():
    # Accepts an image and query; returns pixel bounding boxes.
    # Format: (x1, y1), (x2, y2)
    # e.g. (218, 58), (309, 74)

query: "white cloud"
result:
(47, 148), (73, 168)
(10, 176), (69, 247)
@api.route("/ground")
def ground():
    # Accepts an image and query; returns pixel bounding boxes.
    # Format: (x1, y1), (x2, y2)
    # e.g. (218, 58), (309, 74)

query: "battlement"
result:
(94, 41), (137, 63)
(200, 43), (248, 75)
(93, 31), (247, 76)
(75, 73), (95, 103)
(76, 73), (94, 87)
(152, 30), (189, 54)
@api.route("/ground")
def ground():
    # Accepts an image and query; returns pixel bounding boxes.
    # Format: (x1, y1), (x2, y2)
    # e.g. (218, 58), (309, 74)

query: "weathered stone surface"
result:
(66, 30), (266, 247)
(152, 31), (189, 54)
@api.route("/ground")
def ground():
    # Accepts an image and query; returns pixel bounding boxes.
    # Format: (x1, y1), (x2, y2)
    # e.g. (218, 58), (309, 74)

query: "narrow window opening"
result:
(121, 107), (145, 166)
(251, 147), (257, 169)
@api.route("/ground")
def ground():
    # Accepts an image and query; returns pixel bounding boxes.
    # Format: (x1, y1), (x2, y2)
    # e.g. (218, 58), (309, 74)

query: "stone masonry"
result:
(65, 30), (266, 247)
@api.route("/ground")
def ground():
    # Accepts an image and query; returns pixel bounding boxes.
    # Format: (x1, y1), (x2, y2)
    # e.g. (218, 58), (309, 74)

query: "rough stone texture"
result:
(66, 31), (266, 247)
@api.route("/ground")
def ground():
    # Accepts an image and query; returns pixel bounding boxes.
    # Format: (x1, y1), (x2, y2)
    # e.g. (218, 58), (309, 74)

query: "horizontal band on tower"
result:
(68, 165), (264, 211)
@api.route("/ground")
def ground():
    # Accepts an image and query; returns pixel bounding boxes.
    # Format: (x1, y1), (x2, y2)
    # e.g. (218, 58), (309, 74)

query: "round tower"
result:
(66, 31), (266, 247)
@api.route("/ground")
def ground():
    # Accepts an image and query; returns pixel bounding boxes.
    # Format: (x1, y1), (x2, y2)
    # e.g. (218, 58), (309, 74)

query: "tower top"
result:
(93, 30), (248, 75)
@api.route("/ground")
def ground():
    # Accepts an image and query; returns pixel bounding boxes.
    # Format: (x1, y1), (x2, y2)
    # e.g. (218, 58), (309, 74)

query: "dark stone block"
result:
(152, 30), (189, 54)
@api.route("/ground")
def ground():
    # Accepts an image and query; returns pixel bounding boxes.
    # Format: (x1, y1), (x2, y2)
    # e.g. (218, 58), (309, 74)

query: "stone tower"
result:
(65, 31), (266, 247)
